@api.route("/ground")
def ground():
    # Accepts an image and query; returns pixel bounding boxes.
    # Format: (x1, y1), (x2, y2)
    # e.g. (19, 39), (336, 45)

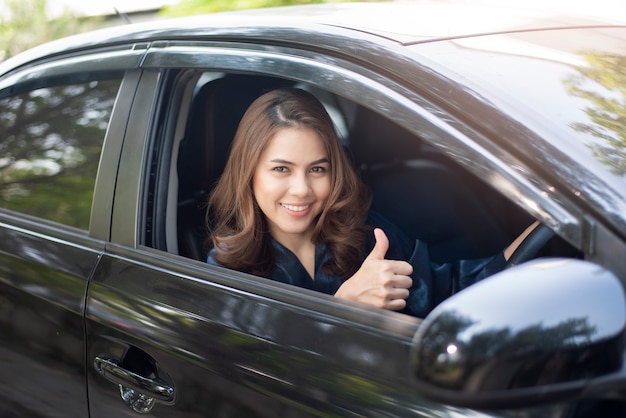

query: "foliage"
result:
(565, 53), (626, 176)
(0, 0), (101, 62)
(159, 0), (366, 17)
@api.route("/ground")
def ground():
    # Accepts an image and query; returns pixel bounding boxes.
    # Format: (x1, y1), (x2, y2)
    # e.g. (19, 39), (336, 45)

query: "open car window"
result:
(164, 72), (530, 260)
(141, 69), (582, 316)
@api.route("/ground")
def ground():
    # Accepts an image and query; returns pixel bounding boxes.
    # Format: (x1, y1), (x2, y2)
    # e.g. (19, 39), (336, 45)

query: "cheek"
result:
(251, 175), (267, 209)
(315, 178), (332, 201)
(253, 172), (283, 199)
(252, 171), (269, 194)
(252, 174), (262, 197)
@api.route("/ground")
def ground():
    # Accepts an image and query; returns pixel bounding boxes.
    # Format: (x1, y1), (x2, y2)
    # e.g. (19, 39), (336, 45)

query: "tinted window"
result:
(0, 76), (123, 229)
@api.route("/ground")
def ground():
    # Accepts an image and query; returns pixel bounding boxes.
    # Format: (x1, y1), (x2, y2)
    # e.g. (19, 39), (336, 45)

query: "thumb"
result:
(367, 228), (389, 260)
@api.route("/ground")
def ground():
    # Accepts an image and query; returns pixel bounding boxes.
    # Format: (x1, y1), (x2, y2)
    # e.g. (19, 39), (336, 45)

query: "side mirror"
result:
(412, 258), (626, 409)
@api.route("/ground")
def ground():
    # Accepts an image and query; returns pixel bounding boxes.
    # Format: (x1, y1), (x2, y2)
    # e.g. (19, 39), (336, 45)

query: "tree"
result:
(0, 0), (100, 62)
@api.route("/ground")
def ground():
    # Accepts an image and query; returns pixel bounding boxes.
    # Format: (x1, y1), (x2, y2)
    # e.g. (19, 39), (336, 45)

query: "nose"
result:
(289, 172), (311, 197)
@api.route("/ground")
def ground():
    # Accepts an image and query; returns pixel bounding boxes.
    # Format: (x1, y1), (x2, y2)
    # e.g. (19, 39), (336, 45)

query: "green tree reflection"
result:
(565, 52), (626, 176)
(0, 78), (122, 228)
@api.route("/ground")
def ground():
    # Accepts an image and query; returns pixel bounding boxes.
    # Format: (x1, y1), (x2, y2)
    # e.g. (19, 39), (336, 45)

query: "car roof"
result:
(2, 1), (625, 72)
(238, 1), (626, 43)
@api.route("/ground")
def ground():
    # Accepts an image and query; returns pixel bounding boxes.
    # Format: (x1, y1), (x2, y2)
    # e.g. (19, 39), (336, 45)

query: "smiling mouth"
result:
(281, 203), (311, 212)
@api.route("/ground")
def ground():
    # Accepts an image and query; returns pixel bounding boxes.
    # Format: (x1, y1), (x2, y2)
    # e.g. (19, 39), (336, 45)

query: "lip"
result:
(281, 203), (313, 217)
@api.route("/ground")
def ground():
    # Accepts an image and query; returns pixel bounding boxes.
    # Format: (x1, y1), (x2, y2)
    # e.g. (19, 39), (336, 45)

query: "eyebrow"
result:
(269, 158), (330, 165)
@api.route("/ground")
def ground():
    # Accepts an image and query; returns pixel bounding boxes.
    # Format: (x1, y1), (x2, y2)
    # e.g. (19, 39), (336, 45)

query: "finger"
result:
(389, 274), (413, 289)
(366, 228), (389, 261)
(383, 260), (413, 276)
(386, 298), (407, 311)
(388, 287), (410, 300)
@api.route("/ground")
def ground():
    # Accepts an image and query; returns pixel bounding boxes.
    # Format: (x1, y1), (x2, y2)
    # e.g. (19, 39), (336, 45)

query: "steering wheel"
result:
(505, 223), (555, 269)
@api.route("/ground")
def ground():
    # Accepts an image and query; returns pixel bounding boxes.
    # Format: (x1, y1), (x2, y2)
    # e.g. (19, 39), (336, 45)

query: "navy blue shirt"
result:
(208, 211), (506, 317)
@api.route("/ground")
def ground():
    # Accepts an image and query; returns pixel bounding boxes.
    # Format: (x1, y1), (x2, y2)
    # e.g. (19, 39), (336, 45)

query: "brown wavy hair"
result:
(207, 88), (371, 278)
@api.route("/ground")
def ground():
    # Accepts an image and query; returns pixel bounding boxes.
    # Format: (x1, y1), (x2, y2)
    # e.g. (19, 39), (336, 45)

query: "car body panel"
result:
(85, 244), (434, 417)
(0, 213), (103, 417)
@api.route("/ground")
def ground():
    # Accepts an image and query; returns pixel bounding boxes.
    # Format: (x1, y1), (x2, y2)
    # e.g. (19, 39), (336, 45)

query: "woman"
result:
(207, 87), (537, 317)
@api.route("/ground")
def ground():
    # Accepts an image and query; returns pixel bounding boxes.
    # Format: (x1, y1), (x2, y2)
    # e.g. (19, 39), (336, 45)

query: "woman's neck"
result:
(273, 234), (316, 279)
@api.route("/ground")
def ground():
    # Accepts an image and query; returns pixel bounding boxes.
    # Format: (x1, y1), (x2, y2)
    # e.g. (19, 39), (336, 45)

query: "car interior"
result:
(153, 71), (579, 272)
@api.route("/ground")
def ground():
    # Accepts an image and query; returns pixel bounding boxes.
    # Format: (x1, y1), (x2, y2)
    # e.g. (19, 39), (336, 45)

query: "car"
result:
(1, 1), (625, 417)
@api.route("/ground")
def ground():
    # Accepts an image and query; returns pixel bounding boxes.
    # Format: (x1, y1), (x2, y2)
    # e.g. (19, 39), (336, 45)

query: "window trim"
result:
(0, 46), (146, 93)
(90, 70), (142, 240)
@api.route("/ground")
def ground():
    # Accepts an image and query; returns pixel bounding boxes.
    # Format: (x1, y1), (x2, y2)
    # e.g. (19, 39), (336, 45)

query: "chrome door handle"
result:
(94, 354), (175, 411)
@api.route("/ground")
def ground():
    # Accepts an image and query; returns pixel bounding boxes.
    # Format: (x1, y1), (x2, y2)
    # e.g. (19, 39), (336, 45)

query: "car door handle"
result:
(94, 355), (175, 403)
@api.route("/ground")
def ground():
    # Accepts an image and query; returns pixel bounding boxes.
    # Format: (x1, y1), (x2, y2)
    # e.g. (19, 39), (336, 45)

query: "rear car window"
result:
(0, 76), (123, 229)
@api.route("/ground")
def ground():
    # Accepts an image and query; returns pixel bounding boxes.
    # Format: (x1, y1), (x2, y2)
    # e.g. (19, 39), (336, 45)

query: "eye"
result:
(310, 166), (328, 173)
(272, 166), (289, 173)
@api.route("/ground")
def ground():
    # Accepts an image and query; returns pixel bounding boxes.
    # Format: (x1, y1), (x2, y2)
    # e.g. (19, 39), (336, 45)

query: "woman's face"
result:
(253, 127), (331, 246)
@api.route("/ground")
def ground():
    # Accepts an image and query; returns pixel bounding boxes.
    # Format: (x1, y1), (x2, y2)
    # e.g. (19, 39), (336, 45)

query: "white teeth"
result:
(282, 204), (309, 212)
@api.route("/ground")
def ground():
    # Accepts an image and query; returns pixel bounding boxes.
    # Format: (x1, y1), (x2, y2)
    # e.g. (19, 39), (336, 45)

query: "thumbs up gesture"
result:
(335, 228), (413, 311)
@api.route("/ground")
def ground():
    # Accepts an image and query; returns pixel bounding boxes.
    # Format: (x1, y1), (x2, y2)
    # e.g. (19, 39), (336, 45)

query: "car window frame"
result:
(133, 41), (583, 246)
(106, 65), (426, 332)
(101, 40), (616, 330)
(102, 41), (592, 322)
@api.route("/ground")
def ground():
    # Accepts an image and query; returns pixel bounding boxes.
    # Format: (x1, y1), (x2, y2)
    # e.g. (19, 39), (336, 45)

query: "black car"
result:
(1, 2), (625, 417)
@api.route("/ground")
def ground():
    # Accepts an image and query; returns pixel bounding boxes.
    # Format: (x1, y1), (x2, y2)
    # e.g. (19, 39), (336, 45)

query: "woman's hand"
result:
(335, 228), (413, 311)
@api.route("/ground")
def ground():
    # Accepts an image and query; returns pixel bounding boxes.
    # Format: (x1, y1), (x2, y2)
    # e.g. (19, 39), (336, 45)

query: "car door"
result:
(0, 48), (143, 417)
(82, 40), (537, 418)
(84, 38), (601, 417)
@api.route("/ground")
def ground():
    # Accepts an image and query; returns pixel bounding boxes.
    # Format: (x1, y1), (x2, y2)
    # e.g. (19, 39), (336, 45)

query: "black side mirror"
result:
(412, 258), (626, 409)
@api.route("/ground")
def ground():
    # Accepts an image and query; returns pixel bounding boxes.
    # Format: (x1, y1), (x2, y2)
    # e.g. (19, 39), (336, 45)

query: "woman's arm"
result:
(503, 221), (541, 261)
